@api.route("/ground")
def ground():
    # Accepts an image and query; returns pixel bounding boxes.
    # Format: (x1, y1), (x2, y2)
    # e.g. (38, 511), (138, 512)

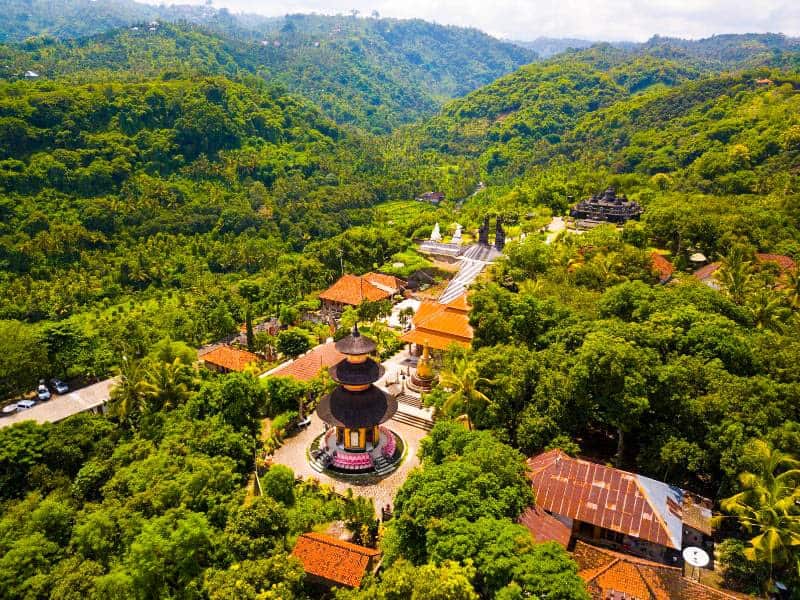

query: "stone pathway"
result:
(269, 410), (427, 512)
(545, 216), (566, 244)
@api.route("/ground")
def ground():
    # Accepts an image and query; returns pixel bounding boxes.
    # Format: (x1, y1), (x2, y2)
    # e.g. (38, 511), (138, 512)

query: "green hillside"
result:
(0, 15), (536, 132)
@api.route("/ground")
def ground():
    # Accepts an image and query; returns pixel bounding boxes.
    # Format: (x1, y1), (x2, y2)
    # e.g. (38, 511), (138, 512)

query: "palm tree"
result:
(109, 357), (146, 428)
(718, 246), (753, 305)
(141, 358), (192, 413)
(783, 269), (800, 309)
(748, 289), (790, 331)
(439, 354), (492, 431)
(716, 441), (800, 591)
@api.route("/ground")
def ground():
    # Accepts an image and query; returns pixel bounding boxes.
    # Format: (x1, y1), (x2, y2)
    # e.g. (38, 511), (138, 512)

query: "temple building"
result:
(401, 294), (473, 351)
(570, 187), (643, 226)
(319, 273), (405, 320)
(313, 326), (400, 474)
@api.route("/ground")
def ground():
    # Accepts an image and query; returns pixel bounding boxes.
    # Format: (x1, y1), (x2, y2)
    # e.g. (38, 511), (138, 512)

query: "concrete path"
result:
(545, 216), (566, 244)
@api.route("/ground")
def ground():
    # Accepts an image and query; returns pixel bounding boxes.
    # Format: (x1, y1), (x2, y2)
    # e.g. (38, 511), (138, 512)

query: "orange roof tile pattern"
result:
(363, 272), (405, 292)
(650, 253), (674, 283)
(694, 253), (795, 283)
(573, 542), (740, 600)
(319, 274), (393, 306)
(201, 345), (260, 372)
(693, 262), (721, 282)
(269, 342), (345, 381)
(518, 505), (572, 547)
(527, 450), (683, 549)
(401, 297), (473, 350)
(292, 532), (381, 588)
(756, 253), (796, 271)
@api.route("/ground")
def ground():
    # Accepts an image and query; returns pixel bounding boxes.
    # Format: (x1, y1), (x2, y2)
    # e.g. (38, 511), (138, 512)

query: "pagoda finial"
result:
(352, 322), (360, 337)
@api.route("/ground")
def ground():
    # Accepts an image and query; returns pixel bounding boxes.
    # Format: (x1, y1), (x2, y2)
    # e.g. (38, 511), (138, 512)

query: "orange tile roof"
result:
(363, 272), (405, 292)
(756, 253), (796, 271)
(527, 450), (696, 550)
(268, 342), (344, 381)
(291, 532), (381, 588)
(319, 274), (392, 306)
(651, 252), (674, 283)
(402, 328), (471, 351)
(693, 262), (721, 282)
(519, 506), (572, 547)
(573, 542), (740, 600)
(201, 345), (260, 372)
(401, 298), (473, 350)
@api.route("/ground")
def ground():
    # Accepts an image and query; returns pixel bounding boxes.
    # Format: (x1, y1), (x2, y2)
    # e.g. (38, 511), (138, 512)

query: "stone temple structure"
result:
(570, 187), (643, 224)
(313, 326), (401, 475)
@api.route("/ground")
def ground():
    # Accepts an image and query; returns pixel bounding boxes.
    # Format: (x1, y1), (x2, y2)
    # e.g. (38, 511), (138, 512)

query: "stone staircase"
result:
(392, 408), (434, 431)
(439, 258), (488, 304)
(372, 455), (395, 476)
(397, 393), (423, 409)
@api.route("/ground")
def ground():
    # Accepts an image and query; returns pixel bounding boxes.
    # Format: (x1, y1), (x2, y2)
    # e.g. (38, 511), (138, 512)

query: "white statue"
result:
(452, 223), (463, 245)
(430, 222), (442, 242)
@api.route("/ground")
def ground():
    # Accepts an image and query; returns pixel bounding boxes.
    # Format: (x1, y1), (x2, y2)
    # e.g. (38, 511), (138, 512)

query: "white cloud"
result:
(142, 0), (800, 41)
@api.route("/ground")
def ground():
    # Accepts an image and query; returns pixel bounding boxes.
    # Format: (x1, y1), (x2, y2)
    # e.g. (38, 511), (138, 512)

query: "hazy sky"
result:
(144, 0), (800, 41)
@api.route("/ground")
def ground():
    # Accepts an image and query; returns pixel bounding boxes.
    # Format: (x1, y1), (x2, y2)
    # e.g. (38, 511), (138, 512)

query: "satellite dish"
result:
(682, 547), (710, 568)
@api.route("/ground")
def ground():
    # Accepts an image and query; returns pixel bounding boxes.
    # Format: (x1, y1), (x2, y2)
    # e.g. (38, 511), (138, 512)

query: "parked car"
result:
(1, 403), (18, 416)
(36, 382), (51, 401)
(50, 379), (69, 394)
(297, 415), (312, 428)
(17, 399), (36, 410)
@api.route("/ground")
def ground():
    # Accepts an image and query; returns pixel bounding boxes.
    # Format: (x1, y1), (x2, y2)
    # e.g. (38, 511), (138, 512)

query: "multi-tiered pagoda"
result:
(314, 326), (400, 474)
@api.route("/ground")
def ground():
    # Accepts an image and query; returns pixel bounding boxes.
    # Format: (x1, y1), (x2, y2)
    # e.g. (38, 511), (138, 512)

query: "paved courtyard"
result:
(270, 410), (429, 512)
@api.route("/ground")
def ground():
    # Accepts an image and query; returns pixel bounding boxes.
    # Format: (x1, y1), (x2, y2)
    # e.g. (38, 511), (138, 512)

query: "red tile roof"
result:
(650, 252), (674, 283)
(527, 450), (685, 550)
(519, 505), (572, 547)
(319, 274), (393, 306)
(201, 345), (260, 372)
(573, 541), (740, 600)
(268, 342), (344, 382)
(401, 297), (473, 350)
(756, 253), (796, 272)
(363, 272), (405, 293)
(693, 262), (721, 282)
(291, 532), (381, 588)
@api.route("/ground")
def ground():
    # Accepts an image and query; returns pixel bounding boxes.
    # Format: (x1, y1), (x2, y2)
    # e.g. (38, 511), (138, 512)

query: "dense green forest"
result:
(0, 16), (536, 131)
(1, 6), (800, 597)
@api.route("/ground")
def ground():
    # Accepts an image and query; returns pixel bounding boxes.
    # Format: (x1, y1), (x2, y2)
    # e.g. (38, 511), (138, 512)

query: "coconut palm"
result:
(439, 354), (492, 431)
(718, 246), (754, 305)
(141, 358), (193, 412)
(109, 357), (147, 428)
(717, 441), (800, 590)
(748, 289), (790, 331)
(783, 269), (800, 309)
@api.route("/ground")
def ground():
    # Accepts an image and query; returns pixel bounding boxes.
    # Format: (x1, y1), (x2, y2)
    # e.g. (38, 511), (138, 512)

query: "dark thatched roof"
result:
(328, 358), (385, 386)
(317, 386), (397, 428)
(334, 325), (377, 356)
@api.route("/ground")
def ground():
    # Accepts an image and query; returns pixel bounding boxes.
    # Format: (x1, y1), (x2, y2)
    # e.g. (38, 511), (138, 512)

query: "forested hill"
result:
(412, 46), (800, 186)
(0, 13), (536, 132)
(1, 0), (263, 42)
(514, 33), (800, 68)
(412, 47), (703, 163)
